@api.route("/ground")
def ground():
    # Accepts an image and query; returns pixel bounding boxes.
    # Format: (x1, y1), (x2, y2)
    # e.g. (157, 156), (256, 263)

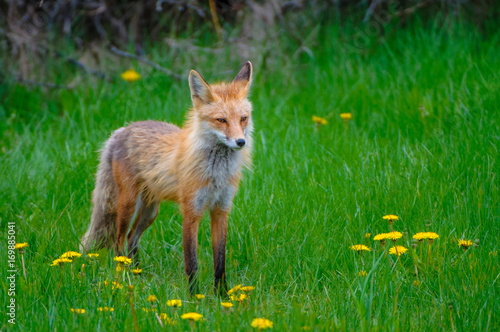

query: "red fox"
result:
(81, 62), (253, 295)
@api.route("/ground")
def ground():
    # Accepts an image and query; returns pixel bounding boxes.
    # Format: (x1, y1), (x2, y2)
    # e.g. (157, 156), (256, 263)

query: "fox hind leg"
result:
(127, 197), (159, 265)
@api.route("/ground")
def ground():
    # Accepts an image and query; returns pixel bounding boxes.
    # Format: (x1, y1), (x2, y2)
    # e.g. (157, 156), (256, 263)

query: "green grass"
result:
(1, 19), (499, 331)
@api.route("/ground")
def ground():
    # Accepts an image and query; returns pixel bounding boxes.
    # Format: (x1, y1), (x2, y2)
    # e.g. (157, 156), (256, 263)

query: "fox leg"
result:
(112, 160), (140, 256)
(181, 203), (203, 296)
(210, 206), (229, 296)
(127, 199), (159, 265)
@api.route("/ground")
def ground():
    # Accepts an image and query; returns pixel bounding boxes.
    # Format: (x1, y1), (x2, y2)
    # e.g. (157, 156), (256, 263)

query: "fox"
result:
(80, 62), (254, 295)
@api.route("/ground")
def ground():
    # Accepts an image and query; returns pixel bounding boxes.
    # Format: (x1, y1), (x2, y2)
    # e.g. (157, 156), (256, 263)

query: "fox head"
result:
(188, 62), (253, 150)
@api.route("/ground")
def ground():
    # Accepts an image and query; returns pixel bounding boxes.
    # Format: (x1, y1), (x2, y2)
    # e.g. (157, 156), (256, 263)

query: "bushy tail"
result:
(80, 129), (123, 252)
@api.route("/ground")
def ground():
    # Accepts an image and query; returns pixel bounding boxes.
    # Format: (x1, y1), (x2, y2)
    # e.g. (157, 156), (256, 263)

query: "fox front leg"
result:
(210, 206), (229, 296)
(181, 204), (202, 296)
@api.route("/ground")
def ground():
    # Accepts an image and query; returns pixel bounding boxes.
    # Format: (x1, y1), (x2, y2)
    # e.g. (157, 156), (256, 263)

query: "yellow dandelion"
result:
(358, 270), (367, 277)
(88, 253), (99, 258)
(230, 293), (248, 301)
(70, 308), (85, 314)
(312, 115), (328, 126)
(195, 294), (205, 300)
(382, 215), (399, 225)
(221, 302), (234, 308)
(142, 308), (157, 313)
(339, 113), (352, 121)
(131, 268), (142, 274)
(166, 299), (182, 308)
(240, 286), (256, 292)
(458, 239), (474, 249)
(385, 231), (403, 241)
(113, 256), (132, 265)
(412, 232), (428, 241)
(146, 295), (157, 303)
(112, 281), (123, 290)
(121, 69), (141, 83)
(426, 232), (439, 240)
(373, 233), (387, 241)
(159, 313), (176, 325)
(251, 318), (273, 329)
(115, 264), (124, 272)
(180, 312), (203, 322)
(350, 244), (371, 252)
(15, 243), (29, 250)
(227, 284), (242, 295)
(364, 233), (371, 239)
(50, 258), (73, 266)
(389, 246), (408, 256)
(60, 251), (82, 259)
(97, 307), (114, 312)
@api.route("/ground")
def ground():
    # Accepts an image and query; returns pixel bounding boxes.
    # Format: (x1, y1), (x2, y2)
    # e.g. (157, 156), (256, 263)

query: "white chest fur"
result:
(193, 185), (235, 212)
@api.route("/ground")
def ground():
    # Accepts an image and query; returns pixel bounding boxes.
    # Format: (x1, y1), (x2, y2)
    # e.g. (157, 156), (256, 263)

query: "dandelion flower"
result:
(15, 243), (29, 250)
(166, 299), (182, 308)
(113, 256), (132, 265)
(373, 233), (387, 241)
(51, 258), (73, 266)
(70, 308), (85, 314)
(458, 240), (474, 249)
(116, 264), (124, 272)
(97, 307), (114, 312)
(350, 244), (371, 252)
(131, 268), (142, 274)
(88, 253), (99, 258)
(364, 233), (371, 239)
(312, 115), (328, 126)
(60, 251), (82, 259)
(121, 69), (141, 83)
(389, 246), (408, 256)
(426, 232), (439, 240)
(228, 284), (242, 295)
(340, 113), (352, 121)
(195, 294), (205, 300)
(142, 308), (157, 313)
(385, 232), (403, 241)
(112, 281), (123, 290)
(159, 313), (176, 325)
(230, 293), (248, 301)
(251, 318), (273, 329)
(146, 295), (158, 303)
(412, 232), (428, 241)
(181, 312), (203, 321)
(240, 286), (256, 292)
(221, 302), (234, 308)
(382, 215), (399, 221)
(358, 270), (367, 277)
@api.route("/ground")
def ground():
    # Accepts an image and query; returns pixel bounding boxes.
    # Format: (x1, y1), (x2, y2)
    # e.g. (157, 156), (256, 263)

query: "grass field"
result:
(1, 19), (499, 331)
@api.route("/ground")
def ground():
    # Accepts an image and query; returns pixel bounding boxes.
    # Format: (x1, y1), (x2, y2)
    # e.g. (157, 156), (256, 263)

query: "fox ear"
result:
(232, 61), (252, 92)
(189, 70), (214, 107)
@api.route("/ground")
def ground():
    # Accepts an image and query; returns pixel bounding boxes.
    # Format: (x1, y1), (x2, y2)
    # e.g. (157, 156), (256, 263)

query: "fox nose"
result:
(236, 139), (246, 147)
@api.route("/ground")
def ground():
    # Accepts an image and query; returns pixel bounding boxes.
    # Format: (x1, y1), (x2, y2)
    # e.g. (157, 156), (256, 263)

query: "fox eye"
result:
(241, 116), (248, 122)
(216, 118), (226, 124)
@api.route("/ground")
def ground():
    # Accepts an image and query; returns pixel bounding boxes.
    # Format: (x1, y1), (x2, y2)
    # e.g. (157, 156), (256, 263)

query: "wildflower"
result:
(142, 308), (157, 313)
(364, 233), (371, 239)
(227, 284), (242, 295)
(195, 294), (205, 300)
(230, 293), (248, 301)
(240, 286), (256, 292)
(426, 232), (439, 240)
(116, 264), (124, 272)
(389, 246), (408, 256)
(159, 313), (176, 325)
(180, 312), (203, 321)
(412, 232), (428, 241)
(97, 307), (114, 312)
(50, 258), (73, 266)
(131, 268), (142, 274)
(302, 326), (312, 331)
(382, 215), (399, 222)
(113, 256), (132, 265)
(251, 318), (273, 329)
(121, 69), (141, 83)
(147, 295), (158, 303)
(312, 115), (328, 126)
(458, 240), (474, 250)
(127, 285), (134, 292)
(358, 270), (367, 277)
(385, 232), (403, 241)
(413, 280), (421, 287)
(70, 308), (85, 314)
(15, 243), (29, 250)
(373, 233), (387, 241)
(88, 253), (99, 258)
(60, 251), (82, 259)
(166, 299), (182, 308)
(340, 113), (352, 121)
(112, 281), (123, 290)
(350, 244), (371, 252)
(221, 302), (234, 308)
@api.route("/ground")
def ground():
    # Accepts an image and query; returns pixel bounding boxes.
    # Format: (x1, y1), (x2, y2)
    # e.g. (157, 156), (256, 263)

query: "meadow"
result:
(1, 18), (499, 331)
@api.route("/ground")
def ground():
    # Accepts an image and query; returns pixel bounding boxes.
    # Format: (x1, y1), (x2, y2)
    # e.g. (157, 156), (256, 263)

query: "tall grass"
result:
(1, 19), (499, 330)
